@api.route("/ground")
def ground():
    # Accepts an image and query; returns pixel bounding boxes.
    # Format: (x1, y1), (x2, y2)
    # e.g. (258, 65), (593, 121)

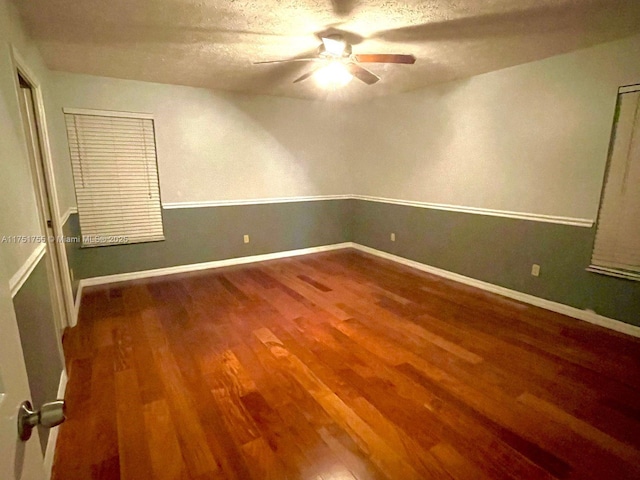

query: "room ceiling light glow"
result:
(315, 61), (353, 89)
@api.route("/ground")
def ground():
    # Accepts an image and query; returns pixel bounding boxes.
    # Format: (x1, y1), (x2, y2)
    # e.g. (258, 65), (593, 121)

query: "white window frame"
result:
(64, 108), (165, 248)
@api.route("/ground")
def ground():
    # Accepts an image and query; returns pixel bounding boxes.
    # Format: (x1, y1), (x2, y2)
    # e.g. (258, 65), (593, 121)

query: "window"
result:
(589, 84), (640, 280)
(64, 109), (164, 247)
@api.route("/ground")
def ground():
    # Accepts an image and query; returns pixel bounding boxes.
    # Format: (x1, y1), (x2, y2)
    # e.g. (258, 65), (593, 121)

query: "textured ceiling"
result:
(12, 0), (640, 101)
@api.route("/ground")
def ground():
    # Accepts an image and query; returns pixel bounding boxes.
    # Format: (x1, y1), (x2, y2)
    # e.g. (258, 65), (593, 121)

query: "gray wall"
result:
(65, 199), (353, 280)
(12, 254), (64, 453)
(352, 200), (640, 327)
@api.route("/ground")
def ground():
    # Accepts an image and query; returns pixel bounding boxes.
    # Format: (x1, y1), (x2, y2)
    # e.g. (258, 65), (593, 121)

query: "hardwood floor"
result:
(52, 249), (640, 479)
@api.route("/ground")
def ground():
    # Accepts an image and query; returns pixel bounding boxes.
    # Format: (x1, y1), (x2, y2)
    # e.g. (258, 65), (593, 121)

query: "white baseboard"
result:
(43, 369), (68, 480)
(71, 241), (639, 339)
(76, 242), (352, 289)
(350, 244), (640, 338)
(71, 283), (82, 328)
(59, 206), (77, 227)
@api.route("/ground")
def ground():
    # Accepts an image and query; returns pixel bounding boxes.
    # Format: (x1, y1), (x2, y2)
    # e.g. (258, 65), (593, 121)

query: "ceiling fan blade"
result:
(253, 58), (319, 65)
(330, 0), (358, 17)
(346, 63), (380, 85)
(355, 54), (416, 64)
(293, 68), (320, 83)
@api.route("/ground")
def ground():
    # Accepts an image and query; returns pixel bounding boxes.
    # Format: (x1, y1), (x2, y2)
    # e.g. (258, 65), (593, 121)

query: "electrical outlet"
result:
(531, 264), (540, 277)
(243, 234), (250, 244)
(391, 232), (396, 242)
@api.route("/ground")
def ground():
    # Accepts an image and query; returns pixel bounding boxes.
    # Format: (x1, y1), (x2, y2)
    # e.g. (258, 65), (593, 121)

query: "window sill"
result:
(80, 236), (165, 248)
(586, 265), (640, 282)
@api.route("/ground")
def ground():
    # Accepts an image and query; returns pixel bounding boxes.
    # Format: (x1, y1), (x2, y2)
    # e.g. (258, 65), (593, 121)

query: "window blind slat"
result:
(65, 112), (164, 247)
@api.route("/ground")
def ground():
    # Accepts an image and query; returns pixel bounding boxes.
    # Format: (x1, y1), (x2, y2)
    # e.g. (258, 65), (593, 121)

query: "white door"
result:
(0, 257), (45, 480)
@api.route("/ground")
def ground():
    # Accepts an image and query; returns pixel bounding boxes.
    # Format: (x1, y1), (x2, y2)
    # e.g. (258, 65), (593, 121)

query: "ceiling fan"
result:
(253, 34), (416, 87)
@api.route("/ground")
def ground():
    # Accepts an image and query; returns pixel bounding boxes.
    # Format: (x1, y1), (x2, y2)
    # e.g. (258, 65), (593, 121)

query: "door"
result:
(16, 73), (70, 337)
(0, 257), (45, 480)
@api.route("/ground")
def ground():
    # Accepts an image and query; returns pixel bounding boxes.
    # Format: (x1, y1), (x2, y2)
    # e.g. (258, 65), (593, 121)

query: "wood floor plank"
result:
(430, 443), (490, 480)
(396, 362), (571, 479)
(146, 343), (221, 478)
(206, 372), (261, 447)
(54, 249), (640, 480)
(142, 399), (188, 480)
(88, 346), (118, 473)
(240, 389), (317, 477)
(347, 395), (454, 479)
(114, 368), (154, 480)
(317, 425), (388, 480)
(240, 437), (289, 480)
(51, 357), (94, 479)
(50, 417), (94, 480)
(236, 335), (336, 430)
(518, 392), (640, 475)
(255, 326), (426, 480)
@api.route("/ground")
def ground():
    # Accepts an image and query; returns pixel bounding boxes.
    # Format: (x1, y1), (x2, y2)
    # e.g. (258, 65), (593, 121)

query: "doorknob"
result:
(17, 400), (66, 441)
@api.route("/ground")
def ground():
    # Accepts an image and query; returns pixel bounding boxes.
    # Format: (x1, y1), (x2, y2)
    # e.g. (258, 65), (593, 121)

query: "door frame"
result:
(10, 45), (75, 332)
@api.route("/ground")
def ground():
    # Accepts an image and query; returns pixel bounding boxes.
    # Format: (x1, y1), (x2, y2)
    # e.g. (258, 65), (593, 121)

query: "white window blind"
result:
(64, 110), (164, 247)
(589, 85), (640, 280)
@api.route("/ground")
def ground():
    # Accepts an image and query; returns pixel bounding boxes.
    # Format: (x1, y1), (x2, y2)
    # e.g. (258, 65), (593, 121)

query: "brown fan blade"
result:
(330, 0), (358, 17)
(253, 58), (320, 65)
(354, 54), (416, 64)
(293, 68), (320, 83)
(346, 63), (380, 85)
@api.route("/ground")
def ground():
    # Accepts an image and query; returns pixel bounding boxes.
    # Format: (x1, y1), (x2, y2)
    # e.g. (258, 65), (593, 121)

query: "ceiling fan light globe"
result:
(321, 36), (347, 57)
(315, 62), (353, 89)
